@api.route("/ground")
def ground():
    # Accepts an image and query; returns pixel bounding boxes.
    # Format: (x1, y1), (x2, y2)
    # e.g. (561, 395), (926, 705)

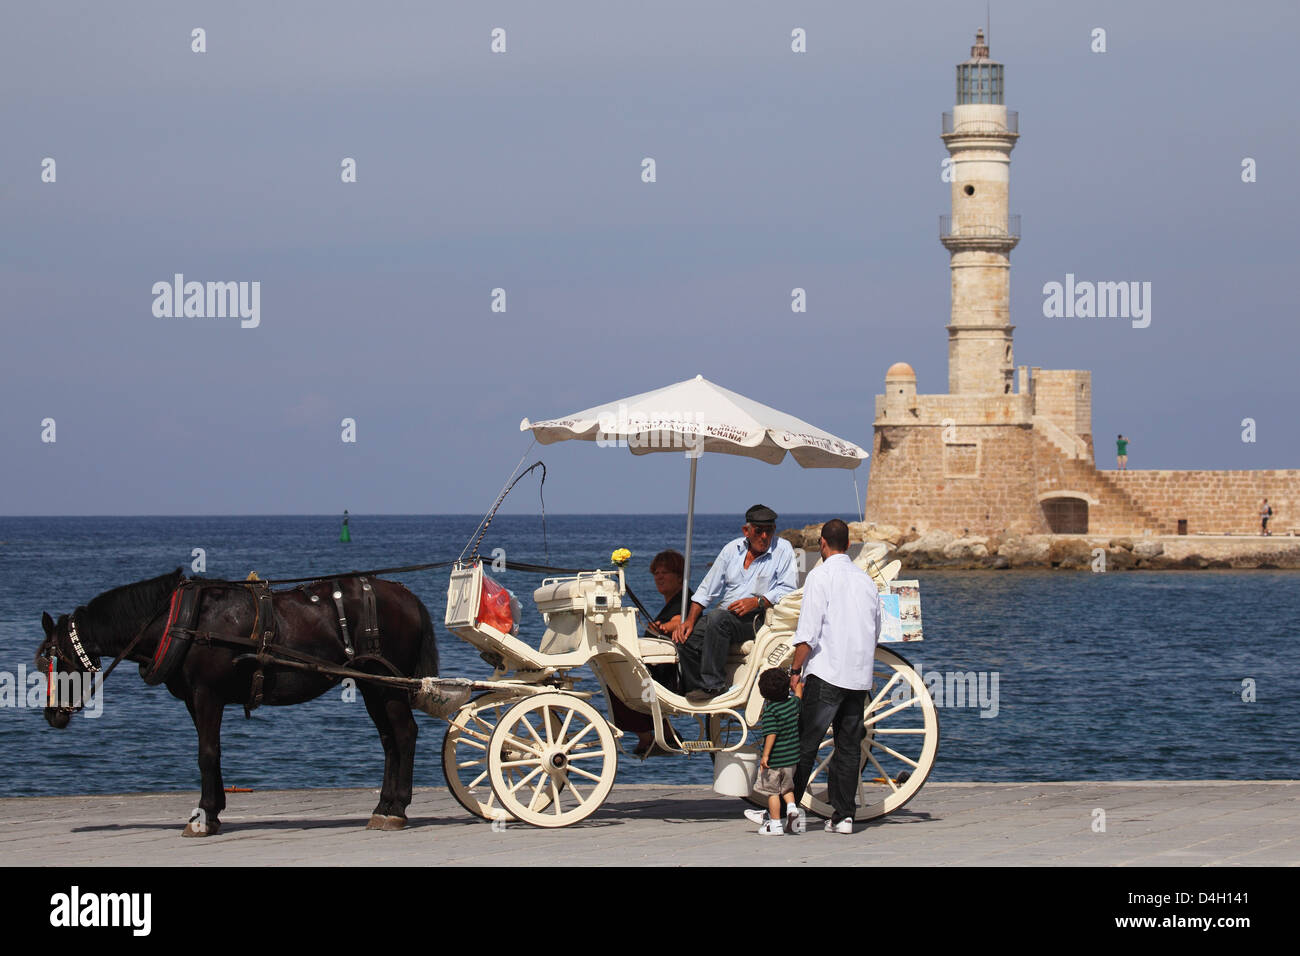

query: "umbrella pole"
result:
(680, 453), (698, 624)
(676, 453), (699, 693)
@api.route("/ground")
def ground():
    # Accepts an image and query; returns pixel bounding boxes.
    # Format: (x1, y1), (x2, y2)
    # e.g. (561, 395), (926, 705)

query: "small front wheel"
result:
(487, 693), (618, 828)
(443, 693), (545, 822)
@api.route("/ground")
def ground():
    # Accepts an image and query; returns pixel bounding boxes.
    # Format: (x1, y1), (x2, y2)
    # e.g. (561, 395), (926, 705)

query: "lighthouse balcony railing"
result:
(940, 215), (1020, 240)
(942, 110), (1018, 135)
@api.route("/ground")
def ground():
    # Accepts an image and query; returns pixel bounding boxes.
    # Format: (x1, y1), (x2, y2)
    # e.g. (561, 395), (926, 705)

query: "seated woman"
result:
(608, 549), (685, 756)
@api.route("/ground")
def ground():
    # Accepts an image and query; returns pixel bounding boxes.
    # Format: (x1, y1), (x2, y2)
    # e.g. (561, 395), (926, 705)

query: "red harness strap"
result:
(152, 587), (184, 671)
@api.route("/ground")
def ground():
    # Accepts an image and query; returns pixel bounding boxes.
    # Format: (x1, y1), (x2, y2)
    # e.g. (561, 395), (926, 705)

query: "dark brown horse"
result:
(36, 568), (438, 836)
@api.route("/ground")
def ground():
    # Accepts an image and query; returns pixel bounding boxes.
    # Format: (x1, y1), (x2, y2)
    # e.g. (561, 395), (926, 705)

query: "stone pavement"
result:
(3, 782), (1297, 866)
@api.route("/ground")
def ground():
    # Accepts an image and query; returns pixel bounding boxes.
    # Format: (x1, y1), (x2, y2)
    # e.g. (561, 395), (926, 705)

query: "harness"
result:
(245, 580), (277, 712)
(137, 576), (387, 712)
(328, 576), (386, 667)
(142, 582), (202, 686)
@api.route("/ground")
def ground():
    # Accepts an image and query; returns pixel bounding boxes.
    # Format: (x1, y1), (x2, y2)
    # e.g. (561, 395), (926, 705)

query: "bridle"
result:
(36, 609), (101, 716)
(37, 605), (160, 717)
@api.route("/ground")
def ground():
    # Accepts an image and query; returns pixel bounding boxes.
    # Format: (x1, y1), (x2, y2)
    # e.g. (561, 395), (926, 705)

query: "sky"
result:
(2, 0), (1296, 516)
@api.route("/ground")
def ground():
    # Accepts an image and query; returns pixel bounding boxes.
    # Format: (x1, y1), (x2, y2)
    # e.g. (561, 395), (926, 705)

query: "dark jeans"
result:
(677, 607), (760, 692)
(793, 674), (868, 824)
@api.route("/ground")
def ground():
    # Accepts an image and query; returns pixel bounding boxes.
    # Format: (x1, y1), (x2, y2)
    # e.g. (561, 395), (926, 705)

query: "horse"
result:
(36, 568), (439, 836)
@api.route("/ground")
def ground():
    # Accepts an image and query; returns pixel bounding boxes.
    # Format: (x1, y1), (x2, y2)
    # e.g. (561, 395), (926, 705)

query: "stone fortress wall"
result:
(867, 419), (1039, 535)
(1107, 470), (1300, 535)
(868, 361), (1300, 538)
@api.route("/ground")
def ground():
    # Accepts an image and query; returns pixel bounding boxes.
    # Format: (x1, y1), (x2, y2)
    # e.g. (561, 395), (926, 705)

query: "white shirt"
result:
(792, 553), (880, 691)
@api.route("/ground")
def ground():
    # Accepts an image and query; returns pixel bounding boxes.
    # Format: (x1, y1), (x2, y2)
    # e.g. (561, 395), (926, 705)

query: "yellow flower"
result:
(611, 548), (632, 566)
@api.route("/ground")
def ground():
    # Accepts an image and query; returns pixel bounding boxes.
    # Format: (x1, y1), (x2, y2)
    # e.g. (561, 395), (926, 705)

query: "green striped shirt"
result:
(758, 696), (801, 768)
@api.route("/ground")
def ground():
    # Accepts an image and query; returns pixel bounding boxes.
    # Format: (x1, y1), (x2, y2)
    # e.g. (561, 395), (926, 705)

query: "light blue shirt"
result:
(793, 553), (880, 691)
(692, 536), (798, 610)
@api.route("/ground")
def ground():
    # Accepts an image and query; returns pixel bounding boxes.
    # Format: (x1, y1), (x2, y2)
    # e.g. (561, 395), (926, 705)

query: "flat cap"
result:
(745, 504), (778, 525)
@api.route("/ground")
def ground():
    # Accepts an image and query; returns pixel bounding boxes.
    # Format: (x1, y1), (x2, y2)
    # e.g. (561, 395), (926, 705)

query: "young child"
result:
(748, 667), (805, 835)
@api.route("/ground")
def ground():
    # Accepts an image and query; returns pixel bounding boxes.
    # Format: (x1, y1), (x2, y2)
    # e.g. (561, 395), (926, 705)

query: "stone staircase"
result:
(1032, 415), (1090, 460)
(1032, 432), (1172, 534)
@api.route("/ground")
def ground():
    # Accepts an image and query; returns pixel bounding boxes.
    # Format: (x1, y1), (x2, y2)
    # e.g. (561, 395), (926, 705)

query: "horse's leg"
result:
(360, 688), (417, 830)
(183, 687), (226, 837)
(385, 695), (419, 823)
(360, 686), (402, 829)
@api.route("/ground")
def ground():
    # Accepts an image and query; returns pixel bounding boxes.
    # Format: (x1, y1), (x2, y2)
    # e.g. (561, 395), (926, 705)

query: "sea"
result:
(1, 514), (1297, 798)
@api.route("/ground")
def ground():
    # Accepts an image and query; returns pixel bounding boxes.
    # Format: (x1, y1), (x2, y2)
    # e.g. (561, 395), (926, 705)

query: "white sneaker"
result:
(824, 817), (853, 834)
(743, 807), (766, 825)
(786, 807), (806, 834)
(758, 819), (784, 836)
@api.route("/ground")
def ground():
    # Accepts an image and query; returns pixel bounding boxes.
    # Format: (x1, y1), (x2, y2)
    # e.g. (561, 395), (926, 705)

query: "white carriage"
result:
(440, 545), (938, 828)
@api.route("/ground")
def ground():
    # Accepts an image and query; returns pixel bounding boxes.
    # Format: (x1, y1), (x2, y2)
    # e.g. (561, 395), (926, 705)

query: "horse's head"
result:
(36, 609), (102, 728)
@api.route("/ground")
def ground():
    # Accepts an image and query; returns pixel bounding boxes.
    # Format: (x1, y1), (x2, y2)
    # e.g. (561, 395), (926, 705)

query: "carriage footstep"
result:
(366, 814), (407, 831)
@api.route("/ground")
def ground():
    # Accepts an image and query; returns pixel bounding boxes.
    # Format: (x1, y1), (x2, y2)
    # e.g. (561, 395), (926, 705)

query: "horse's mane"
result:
(82, 568), (184, 638)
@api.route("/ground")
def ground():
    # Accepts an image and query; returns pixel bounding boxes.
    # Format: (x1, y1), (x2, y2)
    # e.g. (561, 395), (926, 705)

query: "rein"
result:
(240, 559), (460, 586)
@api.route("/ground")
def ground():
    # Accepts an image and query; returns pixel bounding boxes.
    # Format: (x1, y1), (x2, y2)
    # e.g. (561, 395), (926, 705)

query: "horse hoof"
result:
(182, 820), (220, 837)
(381, 815), (407, 831)
(366, 813), (387, 830)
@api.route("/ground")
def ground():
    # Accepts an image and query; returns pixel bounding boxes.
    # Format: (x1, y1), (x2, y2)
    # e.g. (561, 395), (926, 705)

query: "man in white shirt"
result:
(789, 518), (881, 834)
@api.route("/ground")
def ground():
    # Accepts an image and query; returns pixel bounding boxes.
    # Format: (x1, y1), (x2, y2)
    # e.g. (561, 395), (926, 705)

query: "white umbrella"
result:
(520, 374), (868, 621)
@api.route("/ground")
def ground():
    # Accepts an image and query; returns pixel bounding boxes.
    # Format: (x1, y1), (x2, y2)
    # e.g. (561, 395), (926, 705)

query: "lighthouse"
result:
(864, 30), (1293, 542)
(941, 29), (1020, 396)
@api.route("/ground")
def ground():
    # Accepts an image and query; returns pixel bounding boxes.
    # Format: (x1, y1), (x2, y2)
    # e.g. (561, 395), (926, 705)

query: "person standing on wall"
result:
(1116, 434), (1129, 471)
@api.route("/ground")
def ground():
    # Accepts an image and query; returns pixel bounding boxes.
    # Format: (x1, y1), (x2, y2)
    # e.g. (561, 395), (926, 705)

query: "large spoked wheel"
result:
(487, 693), (618, 828)
(443, 693), (549, 822)
(800, 646), (939, 822)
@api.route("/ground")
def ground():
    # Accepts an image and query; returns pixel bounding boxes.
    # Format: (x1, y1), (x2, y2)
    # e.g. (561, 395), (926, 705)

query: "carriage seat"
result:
(638, 637), (678, 665)
(534, 574), (620, 613)
(635, 635), (758, 666)
(636, 587), (806, 667)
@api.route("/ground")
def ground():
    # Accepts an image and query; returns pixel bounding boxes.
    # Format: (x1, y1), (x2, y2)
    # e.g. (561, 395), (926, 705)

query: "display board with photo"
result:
(879, 580), (922, 643)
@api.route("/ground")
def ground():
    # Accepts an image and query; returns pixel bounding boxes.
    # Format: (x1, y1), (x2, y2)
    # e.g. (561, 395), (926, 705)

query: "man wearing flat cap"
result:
(672, 504), (798, 700)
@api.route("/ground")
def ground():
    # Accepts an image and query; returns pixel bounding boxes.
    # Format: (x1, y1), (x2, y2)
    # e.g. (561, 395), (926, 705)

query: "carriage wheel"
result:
(799, 646), (939, 822)
(487, 693), (618, 828)
(442, 693), (550, 822)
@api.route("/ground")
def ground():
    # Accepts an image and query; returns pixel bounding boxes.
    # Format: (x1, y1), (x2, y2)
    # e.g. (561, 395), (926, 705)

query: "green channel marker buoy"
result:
(340, 509), (351, 543)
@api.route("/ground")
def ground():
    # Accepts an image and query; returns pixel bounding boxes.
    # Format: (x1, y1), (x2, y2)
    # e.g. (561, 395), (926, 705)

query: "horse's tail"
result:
(415, 598), (439, 678)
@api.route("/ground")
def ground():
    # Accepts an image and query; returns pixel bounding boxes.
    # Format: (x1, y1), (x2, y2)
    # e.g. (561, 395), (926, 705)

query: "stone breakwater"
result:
(781, 523), (1300, 570)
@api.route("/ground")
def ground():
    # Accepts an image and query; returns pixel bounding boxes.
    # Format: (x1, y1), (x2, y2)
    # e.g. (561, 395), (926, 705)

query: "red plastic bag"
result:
(477, 572), (516, 634)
